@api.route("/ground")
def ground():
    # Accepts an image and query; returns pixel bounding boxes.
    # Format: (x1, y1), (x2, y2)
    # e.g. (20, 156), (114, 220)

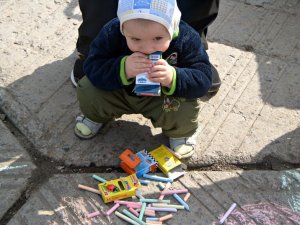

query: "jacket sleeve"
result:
(174, 29), (212, 99)
(83, 19), (128, 90)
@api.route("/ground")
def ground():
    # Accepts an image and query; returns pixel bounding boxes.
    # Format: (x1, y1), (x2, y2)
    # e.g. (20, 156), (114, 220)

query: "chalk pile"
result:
(79, 174), (191, 225)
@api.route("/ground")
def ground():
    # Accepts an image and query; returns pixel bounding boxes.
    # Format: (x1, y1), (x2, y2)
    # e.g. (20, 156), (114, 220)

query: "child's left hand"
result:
(148, 59), (173, 88)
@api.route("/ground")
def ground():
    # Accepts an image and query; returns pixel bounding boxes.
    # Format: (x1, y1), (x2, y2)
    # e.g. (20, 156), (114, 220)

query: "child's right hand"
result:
(125, 52), (153, 79)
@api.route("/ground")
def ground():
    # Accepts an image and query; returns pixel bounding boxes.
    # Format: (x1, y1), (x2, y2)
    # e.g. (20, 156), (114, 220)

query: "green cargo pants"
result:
(77, 76), (200, 138)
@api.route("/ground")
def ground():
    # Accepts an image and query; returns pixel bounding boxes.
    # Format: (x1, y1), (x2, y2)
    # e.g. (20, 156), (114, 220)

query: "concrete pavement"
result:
(5, 171), (300, 225)
(1, 0), (300, 167)
(0, 0), (299, 224)
(0, 120), (36, 220)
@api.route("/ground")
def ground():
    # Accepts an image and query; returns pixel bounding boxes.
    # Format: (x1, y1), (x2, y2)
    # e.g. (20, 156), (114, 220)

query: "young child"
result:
(75, 0), (212, 158)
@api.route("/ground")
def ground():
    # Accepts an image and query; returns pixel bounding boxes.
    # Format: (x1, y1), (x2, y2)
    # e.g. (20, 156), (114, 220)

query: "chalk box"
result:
(119, 149), (157, 178)
(98, 174), (140, 203)
(149, 145), (186, 180)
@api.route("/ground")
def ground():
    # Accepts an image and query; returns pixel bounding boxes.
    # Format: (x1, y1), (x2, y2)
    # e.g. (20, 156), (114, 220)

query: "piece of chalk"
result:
(87, 210), (101, 219)
(157, 183), (165, 190)
(158, 182), (171, 200)
(183, 192), (191, 202)
(140, 198), (170, 204)
(78, 184), (100, 195)
(158, 195), (164, 200)
(146, 217), (159, 221)
(115, 200), (142, 206)
(173, 193), (190, 211)
(159, 213), (173, 221)
(92, 174), (107, 183)
(115, 211), (140, 225)
(151, 203), (185, 209)
(139, 179), (150, 185)
(122, 209), (147, 225)
(157, 182), (171, 190)
(161, 189), (188, 195)
(106, 203), (120, 216)
(129, 207), (139, 217)
(126, 202), (143, 208)
(146, 207), (177, 212)
(143, 174), (173, 183)
(139, 202), (147, 220)
(137, 209), (156, 217)
(146, 221), (163, 225)
(136, 190), (145, 199)
(219, 203), (237, 224)
(145, 210), (156, 217)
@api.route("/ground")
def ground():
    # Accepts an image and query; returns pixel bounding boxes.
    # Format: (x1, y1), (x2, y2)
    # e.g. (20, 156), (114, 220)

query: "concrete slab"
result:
(209, 0), (300, 63)
(6, 171), (300, 224)
(0, 120), (36, 219)
(0, 0), (299, 167)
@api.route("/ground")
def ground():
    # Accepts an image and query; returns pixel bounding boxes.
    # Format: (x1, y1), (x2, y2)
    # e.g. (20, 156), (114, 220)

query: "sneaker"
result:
(70, 54), (85, 87)
(169, 137), (196, 159)
(74, 115), (103, 139)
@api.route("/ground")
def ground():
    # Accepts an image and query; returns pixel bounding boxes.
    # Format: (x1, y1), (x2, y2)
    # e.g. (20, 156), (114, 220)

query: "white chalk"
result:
(219, 203), (237, 224)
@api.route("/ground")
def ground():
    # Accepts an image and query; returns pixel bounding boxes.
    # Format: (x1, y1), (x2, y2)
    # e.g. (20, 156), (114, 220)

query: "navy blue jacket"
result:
(84, 18), (212, 99)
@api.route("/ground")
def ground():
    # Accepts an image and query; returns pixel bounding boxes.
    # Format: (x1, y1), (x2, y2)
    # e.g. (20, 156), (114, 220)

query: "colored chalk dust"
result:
(280, 170), (300, 213)
(212, 202), (300, 225)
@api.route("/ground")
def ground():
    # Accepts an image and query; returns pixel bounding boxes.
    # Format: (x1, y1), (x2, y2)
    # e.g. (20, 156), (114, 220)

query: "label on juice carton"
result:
(134, 51), (162, 96)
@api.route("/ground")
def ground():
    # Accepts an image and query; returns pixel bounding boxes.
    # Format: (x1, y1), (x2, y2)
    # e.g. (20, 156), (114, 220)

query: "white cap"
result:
(117, 0), (181, 38)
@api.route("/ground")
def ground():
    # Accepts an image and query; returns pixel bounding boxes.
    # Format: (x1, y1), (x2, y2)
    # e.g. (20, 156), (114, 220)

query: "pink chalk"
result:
(106, 203), (120, 216)
(126, 202), (142, 208)
(158, 182), (171, 200)
(158, 195), (165, 200)
(184, 192), (191, 202)
(128, 207), (139, 217)
(144, 209), (156, 217)
(161, 189), (188, 195)
(87, 210), (101, 218)
(137, 209), (156, 217)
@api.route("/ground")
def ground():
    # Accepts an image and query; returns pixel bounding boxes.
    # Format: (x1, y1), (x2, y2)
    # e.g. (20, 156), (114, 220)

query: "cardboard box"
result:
(98, 174), (140, 203)
(119, 149), (157, 178)
(149, 145), (186, 180)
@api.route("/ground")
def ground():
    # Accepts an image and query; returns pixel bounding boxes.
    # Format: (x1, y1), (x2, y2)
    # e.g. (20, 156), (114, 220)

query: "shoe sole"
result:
(70, 70), (78, 87)
(74, 126), (98, 140)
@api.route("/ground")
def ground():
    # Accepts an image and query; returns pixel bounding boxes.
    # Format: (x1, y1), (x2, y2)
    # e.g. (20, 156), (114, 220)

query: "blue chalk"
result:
(138, 179), (150, 185)
(173, 193), (190, 211)
(92, 175), (107, 183)
(146, 217), (159, 221)
(142, 174), (173, 183)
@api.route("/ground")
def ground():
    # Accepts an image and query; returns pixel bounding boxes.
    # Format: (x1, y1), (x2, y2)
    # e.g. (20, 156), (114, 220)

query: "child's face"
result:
(123, 19), (172, 55)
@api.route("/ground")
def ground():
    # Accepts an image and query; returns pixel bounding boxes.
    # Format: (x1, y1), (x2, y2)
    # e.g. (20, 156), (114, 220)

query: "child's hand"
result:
(125, 52), (153, 79)
(148, 59), (173, 88)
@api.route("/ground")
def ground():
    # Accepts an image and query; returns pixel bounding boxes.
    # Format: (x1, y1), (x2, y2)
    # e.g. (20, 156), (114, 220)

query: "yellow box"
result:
(98, 174), (140, 203)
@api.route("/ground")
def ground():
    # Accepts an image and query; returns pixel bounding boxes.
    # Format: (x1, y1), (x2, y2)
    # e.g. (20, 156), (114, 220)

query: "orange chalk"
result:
(159, 213), (173, 221)
(78, 184), (100, 195)
(184, 192), (191, 202)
